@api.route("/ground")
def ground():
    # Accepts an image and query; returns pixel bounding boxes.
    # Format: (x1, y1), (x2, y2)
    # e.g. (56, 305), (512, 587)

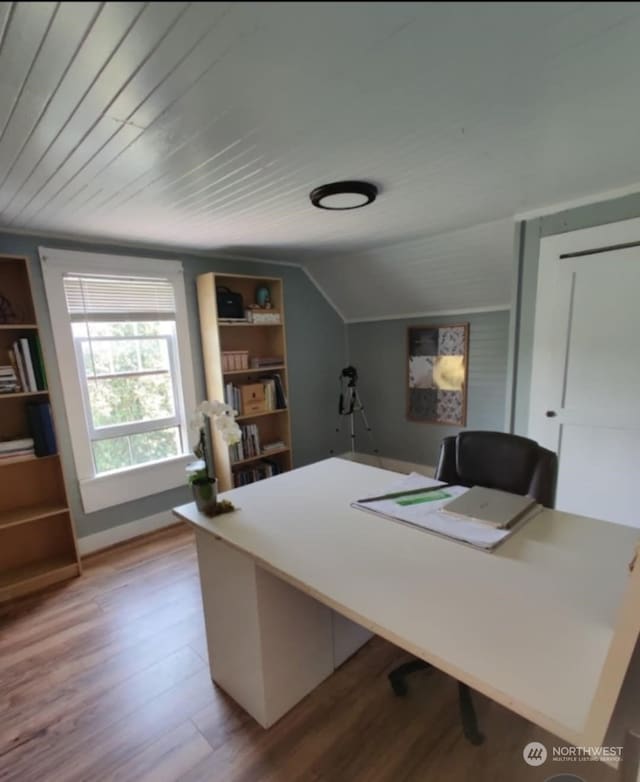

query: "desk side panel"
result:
(195, 529), (267, 726)
(332, 613), (374, 668)
(257, 565), (333, 726)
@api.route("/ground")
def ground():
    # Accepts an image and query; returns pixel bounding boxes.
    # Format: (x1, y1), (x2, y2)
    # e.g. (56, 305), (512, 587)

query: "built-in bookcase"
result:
(197, 273), (292, 491)
(0, 255), (80, 602)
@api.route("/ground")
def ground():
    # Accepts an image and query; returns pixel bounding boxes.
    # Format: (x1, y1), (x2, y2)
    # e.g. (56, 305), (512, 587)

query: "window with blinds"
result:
(63, 273), (184, 475)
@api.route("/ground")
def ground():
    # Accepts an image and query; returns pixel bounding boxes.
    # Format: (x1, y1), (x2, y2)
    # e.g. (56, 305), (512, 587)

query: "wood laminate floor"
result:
(0, 525), (615, 782)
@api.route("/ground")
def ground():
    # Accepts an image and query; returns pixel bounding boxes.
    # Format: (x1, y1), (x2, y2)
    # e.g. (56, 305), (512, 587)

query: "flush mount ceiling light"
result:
(309, 180), (378, 210)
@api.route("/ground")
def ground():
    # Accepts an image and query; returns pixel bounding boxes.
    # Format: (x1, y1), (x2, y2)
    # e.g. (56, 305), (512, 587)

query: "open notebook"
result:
(351, 473), (540, 551)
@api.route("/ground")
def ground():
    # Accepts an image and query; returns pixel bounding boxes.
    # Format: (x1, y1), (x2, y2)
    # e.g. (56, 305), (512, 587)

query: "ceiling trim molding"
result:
(513, 181), (640, 222)
(0, 225), (347, 320)
(346, 305), (510, 325)
(0, 224), (298, 265)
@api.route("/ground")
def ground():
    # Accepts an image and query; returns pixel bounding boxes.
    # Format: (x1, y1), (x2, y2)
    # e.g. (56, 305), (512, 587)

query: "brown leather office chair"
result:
(387, 430), (558, 745)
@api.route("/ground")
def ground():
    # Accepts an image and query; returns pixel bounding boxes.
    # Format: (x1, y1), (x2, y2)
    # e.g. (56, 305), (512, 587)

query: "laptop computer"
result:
(441, 485), (539, 529)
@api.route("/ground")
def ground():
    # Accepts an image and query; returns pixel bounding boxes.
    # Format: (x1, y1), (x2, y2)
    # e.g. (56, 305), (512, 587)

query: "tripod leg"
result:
(349, 400), (356, 455)
(354, 391), (378, 455)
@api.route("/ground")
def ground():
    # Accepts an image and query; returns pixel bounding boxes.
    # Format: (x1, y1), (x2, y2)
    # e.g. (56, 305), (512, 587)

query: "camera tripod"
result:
(333, 366), (378, 456)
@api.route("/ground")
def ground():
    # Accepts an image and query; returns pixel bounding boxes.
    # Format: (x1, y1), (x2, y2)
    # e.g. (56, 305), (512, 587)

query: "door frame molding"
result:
(528, 216), (640, 441)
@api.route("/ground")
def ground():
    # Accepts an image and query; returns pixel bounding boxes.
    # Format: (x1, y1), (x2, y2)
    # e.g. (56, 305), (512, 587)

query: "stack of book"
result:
(262, 439), (286, 454)
(9, 336), (47, 392)
(224, 382), (241, 412)
(0, 438), (35, 462)
(263, 373), (287, 409)
(233, 459), (281, 487)
(229, 423), (261, 463)
(250, 356), (283, 369)
(0, 365), (20, 394)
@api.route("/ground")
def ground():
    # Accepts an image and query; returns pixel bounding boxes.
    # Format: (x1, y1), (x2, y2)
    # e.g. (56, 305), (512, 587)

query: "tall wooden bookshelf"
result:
(0, 256), (80, 602)
(197, 273), (292, 491)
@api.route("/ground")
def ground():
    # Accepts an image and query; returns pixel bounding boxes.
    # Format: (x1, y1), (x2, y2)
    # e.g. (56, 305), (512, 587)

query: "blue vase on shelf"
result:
(255, 285), (271, 308)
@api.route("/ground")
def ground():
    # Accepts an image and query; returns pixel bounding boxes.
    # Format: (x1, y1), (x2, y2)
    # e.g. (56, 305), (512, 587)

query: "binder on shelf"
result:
(27, 401), (57, 456)
(28, 335), (47, 390)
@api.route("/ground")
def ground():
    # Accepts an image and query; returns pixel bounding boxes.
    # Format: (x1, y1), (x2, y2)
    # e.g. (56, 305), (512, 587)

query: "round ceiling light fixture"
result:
(309, 180), (378, 210)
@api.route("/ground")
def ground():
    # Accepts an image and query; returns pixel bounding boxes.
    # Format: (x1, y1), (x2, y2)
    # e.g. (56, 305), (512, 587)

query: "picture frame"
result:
(406, 323), (469, 425)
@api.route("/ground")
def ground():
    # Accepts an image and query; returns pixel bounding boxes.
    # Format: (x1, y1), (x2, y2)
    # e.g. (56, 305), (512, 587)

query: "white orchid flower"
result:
(215, 415), (241, 445)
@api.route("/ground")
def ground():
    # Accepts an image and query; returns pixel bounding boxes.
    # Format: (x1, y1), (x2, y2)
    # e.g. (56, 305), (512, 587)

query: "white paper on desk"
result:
(352, 473), (510, 550)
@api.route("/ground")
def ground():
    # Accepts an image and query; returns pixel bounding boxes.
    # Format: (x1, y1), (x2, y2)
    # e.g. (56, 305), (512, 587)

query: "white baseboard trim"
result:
(78, 510), (178, 556)
(338, 451), (435, 478)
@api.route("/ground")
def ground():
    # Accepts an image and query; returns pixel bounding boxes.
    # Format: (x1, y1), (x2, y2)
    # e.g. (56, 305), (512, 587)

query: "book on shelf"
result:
(259, 373), (287, 409)
(12, 344), (27, 391)
(229, 423), (262, 463)
(0, 365), (20, 394)
(262, 440), (286, 453)
(19, 337), (37, 391)
(233, 458), (282, 487)
(224, 382), (242, 413)
(250, 356), (284, 369)
(10, 336), (47, 392)
(225, 377), (286, 415)
(26, 401), (57, 456)
(245, 309), (281, 324)
(0, 437), (35, 460)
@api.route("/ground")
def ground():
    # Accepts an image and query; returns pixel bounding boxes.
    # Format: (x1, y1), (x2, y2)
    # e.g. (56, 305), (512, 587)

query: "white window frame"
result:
(40, 247), (197, 513)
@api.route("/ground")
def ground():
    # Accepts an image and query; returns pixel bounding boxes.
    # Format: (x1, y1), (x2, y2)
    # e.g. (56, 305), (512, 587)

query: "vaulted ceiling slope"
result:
(305, 218), (514, 322)
(0, 2), (638, 318)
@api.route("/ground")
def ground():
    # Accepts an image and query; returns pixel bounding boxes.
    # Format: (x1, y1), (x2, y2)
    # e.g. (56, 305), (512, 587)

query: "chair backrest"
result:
(434, 431), (558, 508)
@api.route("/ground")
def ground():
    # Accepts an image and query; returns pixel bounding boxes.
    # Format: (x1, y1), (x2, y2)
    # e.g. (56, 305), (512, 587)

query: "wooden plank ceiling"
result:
(0, 2), (639, 318)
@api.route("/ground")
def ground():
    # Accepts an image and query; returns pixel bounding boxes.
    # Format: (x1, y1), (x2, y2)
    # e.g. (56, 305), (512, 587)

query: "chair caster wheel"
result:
(467, 731), (485, 746)
(388, 675), (408, 696)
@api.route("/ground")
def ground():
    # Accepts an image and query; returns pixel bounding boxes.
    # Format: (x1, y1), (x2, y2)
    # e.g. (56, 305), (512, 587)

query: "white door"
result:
(529, 230), (640, 527)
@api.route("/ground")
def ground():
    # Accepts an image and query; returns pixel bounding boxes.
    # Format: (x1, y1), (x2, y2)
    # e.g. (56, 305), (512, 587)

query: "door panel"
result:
(557, 424), (640, 526)
(530, 244), (640, 527)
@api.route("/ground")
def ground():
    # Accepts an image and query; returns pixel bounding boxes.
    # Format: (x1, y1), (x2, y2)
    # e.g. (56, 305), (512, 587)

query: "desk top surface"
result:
(174, 457), (640, 747)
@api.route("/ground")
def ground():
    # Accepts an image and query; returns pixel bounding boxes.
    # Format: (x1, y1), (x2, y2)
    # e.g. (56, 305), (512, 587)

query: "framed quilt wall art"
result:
(407, 323), (469, 425)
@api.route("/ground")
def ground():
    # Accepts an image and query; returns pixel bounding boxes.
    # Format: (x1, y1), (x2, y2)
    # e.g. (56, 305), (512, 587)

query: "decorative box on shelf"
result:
(221, 350), (249, 371)
(245, 309), (281, 325)
(240, 383), (267, 414)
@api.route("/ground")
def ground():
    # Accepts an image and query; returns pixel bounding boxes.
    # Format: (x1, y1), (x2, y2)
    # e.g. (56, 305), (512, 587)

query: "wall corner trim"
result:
(300, 266), (346, 321)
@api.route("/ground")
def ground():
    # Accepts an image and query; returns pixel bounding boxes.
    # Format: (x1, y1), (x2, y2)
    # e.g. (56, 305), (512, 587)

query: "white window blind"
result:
(63, 274), (176, 321)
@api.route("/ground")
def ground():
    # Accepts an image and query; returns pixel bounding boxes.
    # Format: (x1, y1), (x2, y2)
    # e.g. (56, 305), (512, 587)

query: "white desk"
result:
(173, 458), (640, 760)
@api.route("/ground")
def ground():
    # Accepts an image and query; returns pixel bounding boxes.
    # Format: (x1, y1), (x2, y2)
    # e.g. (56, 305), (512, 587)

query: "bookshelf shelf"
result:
(231, 447), (290, 468)
(0, 556), (80, 603)
(198, 272), (293, 491)
(0, 390), (49, 400)
(217, 321), (282, 328)
(0, 255), (81, 603)
(236, 408), (287, 422)
(0, 453), (59, 468)
(0, 502), (70, 530)
(223, 365), (286, 376)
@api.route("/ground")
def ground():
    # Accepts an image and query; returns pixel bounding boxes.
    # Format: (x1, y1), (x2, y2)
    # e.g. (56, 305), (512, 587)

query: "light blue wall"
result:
(512, 191), (640, 433)
(347, 310), (510, 467)
(0, 232), (347, 538)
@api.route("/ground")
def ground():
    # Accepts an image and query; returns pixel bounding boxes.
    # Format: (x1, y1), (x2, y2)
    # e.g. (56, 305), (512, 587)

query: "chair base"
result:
(387, 661), (485, 745)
